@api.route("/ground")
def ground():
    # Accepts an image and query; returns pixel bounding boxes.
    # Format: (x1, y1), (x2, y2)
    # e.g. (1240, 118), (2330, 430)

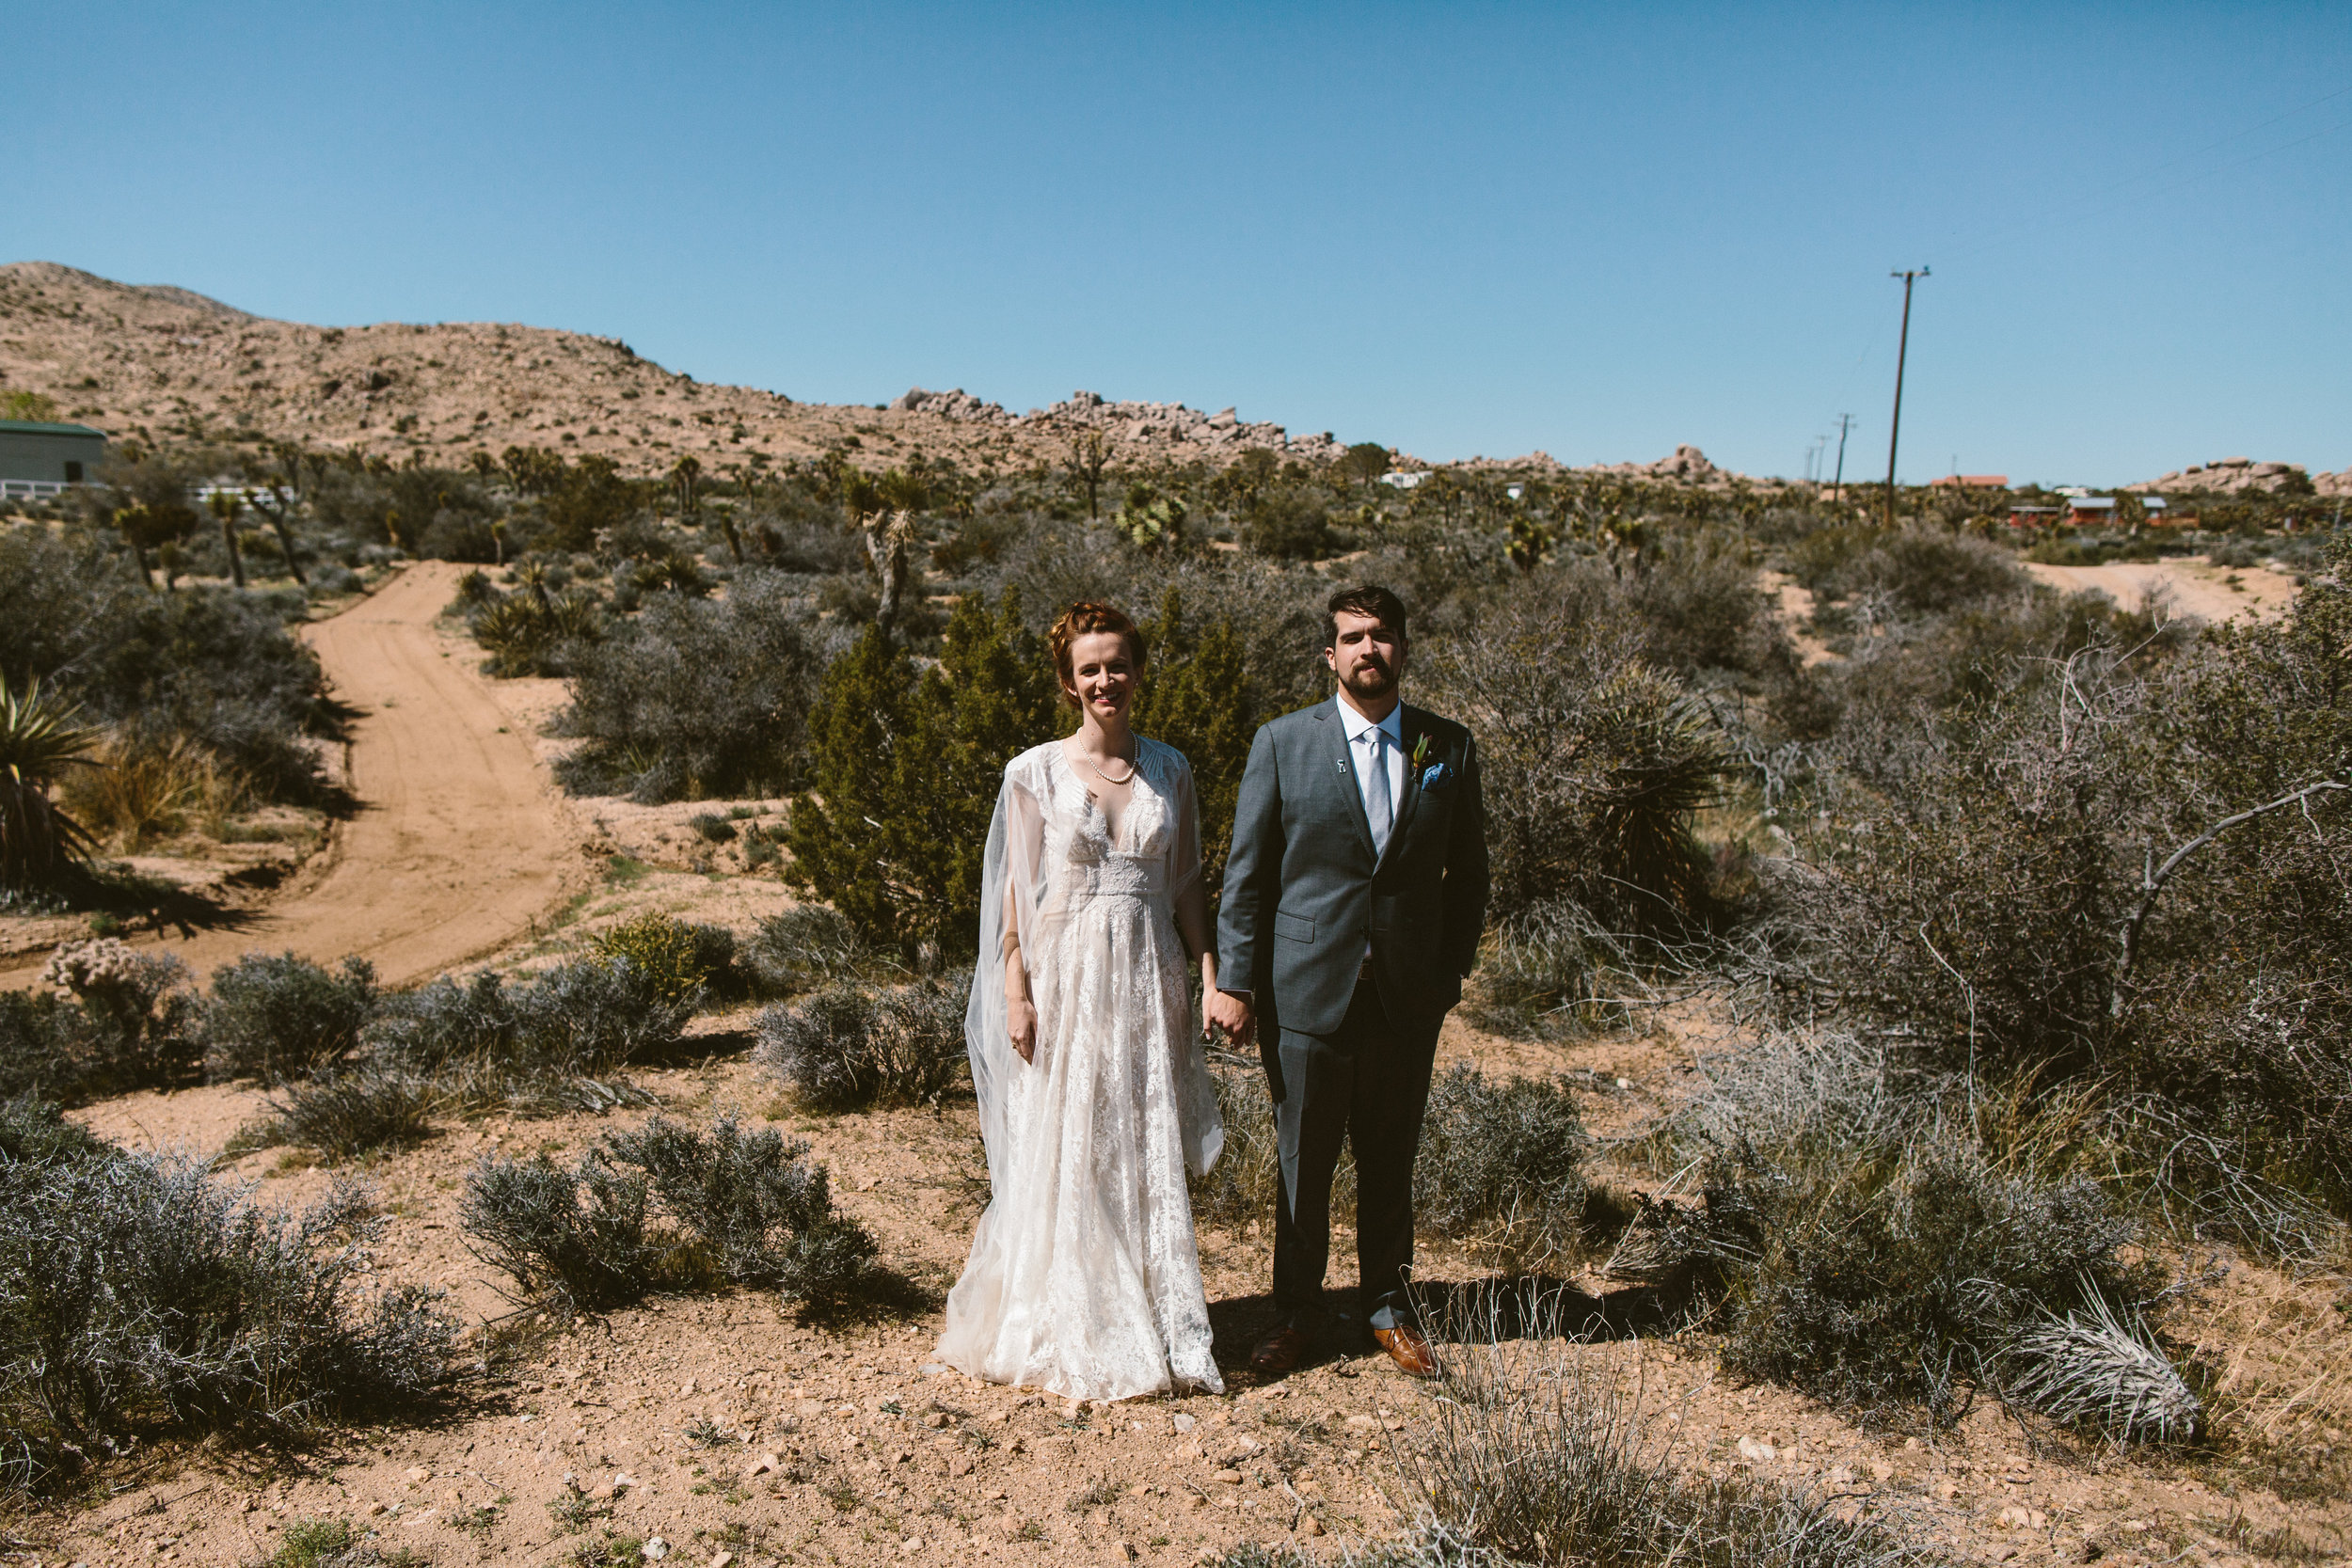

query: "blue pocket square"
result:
(1421, 761), (1453, 790)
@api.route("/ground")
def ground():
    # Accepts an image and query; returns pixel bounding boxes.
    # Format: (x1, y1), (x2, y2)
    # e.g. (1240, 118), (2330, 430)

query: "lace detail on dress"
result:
(935, 737), (1226, 1402)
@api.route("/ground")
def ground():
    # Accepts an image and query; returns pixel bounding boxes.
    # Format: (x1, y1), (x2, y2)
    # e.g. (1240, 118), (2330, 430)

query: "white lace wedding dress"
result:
(934, 736), (1226, 1401)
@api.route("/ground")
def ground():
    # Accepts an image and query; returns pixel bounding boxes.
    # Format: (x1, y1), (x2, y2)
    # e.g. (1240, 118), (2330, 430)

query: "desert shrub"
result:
(553, 569), (829, 801)
(458, 1151), (658, 1310)
(1625, 532), (1795, 683)
(740, 905), (880, 998)
(1132, 590), (1263, 910)
(1422, 577), (1731, 932)
(753, 979), (967, 1108)
(0, 1150), (457, 1492)
(585, 913), (731, 1006)
(264, 1069), (437, 1162)
(8, 940), (203, 1102)
(602, 1114), (881, 1297)
(1708, 1139), (2154, 1425)
(1615, 1035), (2192, 1436)
(460, 1113), (883, 1313)
(1415, 1066), (1590, 1267)
(1241, 488), (1339, 560)
(365, 956), (690, 1112)
(1374, 1297), (1948, 1568)
(203, 952), (379, 1085)
(0, 1095), (108, 1165)
(0, 529), (336, 804)
(1469, 901), (1643, 1038)
(1792, 525), (2026, 619)
(688, 810), (737, 843)
(0, 991), (90, 1104)
(1788, 546), (2352, 1243)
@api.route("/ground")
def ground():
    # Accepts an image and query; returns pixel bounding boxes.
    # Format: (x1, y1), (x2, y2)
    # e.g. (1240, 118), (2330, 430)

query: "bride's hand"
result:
(1008, 996), (1039, 1063)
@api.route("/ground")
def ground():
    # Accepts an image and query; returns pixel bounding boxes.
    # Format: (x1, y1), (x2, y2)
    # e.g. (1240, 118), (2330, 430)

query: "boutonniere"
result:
(1410, 733), (1453, 790)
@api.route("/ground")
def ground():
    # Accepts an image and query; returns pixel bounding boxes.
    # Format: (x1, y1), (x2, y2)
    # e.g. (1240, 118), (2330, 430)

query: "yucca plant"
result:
(0, 678), (102, 889)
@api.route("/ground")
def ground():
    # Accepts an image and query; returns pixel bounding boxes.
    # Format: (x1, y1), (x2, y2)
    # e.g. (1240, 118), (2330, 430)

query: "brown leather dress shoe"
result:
(1251, 1324), (1311, 1375)
(1372, 1323), (1438, 1379)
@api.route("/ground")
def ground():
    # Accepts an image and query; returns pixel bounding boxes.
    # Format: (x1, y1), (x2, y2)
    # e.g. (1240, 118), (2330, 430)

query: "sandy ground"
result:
(2023, 556), (2300, 624)
(24, 1014), (2347, 1568)
(2, 562), (583, 990)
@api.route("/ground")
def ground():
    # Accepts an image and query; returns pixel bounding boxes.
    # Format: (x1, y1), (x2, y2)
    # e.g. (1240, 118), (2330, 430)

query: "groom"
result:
(1206, 585), (1487, 1378)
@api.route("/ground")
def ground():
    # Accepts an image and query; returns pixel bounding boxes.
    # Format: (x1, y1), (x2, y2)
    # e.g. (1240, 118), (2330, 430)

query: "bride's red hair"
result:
(1049, 601), (1147, 706)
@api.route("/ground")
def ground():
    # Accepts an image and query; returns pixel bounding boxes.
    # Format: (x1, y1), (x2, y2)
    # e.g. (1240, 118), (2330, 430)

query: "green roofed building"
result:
(1, 420), (109, 497)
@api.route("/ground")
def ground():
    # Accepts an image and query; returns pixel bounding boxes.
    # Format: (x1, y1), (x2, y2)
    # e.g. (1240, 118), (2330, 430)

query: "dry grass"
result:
(61, 733), (244, 849)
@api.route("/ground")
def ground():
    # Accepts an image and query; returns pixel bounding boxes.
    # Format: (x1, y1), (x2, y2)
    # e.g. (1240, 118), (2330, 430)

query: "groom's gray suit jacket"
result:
(1216, 696), (1488, 1084)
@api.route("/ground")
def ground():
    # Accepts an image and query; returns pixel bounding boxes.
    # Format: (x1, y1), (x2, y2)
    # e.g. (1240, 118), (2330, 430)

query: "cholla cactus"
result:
(2004, 1293), (2201, 1442)
(40, 937), (149, 1001)
(40, 937), (190, 1035)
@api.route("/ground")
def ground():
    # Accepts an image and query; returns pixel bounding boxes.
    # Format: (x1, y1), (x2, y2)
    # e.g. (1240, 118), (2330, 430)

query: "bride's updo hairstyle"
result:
(1050, 601), (1147, 707)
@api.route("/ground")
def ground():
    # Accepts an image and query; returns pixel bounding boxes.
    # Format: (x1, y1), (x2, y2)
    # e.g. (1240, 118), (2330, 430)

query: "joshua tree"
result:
(112, 500), (195, 590)
(669, 454), (702, 518)
(206, 489), (247, 588)
(1067, 432), (1109, 520)
(243, 446), (309, 585)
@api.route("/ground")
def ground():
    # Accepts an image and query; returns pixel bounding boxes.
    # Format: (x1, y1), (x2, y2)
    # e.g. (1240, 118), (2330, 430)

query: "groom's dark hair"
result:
(1324, 585), (1408, 648)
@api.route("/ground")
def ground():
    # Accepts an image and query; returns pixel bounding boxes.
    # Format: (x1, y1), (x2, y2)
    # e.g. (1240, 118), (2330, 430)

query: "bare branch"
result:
(2110, 776), (2350, 1016)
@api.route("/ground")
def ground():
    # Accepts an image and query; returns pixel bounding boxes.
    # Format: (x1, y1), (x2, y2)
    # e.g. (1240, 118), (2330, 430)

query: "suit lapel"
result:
(1320, 700), (1380, 863)
(1373, 705), (1426, 876)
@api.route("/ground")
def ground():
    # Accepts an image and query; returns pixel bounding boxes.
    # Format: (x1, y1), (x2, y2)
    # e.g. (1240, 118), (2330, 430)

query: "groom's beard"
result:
(1341, 660), (1398, 702)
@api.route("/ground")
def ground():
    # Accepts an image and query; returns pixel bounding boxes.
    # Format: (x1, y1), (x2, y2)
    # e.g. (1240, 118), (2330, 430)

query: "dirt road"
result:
(18, 562), (576, 988)
(2024, 554), (2300, 623)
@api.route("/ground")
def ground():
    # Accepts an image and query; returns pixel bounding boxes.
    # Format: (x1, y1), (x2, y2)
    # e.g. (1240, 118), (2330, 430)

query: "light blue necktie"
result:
(1363, 727), (1392, 855)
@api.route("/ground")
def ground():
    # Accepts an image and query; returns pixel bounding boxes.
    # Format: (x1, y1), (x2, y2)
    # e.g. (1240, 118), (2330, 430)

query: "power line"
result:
(1885, 269), (1928, 527)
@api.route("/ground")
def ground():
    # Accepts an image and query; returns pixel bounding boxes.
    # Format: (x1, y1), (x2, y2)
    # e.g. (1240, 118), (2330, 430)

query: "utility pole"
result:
(1831, 413), (1854, 501)
(1884, 267), (1929, 527)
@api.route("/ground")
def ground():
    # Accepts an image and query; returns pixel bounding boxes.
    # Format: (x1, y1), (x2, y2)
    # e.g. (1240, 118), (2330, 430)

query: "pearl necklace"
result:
(1077, 743), (1136, 785)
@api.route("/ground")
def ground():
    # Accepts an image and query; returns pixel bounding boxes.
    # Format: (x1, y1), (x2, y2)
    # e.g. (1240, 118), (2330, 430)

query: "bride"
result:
(933, 601), (1227, 1401)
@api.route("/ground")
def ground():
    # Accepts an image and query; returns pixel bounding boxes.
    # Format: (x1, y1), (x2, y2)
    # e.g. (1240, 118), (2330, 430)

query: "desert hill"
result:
(0, 261), (1351, 476)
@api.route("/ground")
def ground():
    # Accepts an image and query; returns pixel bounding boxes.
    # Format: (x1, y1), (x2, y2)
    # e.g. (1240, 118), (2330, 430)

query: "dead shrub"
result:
(1371, 1293), (1951, 1568)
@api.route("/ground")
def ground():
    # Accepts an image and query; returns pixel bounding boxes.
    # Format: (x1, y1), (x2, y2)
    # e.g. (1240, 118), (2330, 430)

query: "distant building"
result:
(0, 420), (108, 499)
(1378, 470), (1431, 489)
(2067, 496), (2120, 524)
(2008, 504), (2063, 528)
(1930, 473), (2009, 489)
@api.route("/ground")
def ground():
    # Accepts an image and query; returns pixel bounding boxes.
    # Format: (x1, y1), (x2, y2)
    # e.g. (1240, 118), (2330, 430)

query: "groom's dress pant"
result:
(1271, 965), (1438, 1337)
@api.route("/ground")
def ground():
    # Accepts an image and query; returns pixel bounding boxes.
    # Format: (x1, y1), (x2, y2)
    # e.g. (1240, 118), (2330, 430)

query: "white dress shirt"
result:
(1335, 695), (1406, 844)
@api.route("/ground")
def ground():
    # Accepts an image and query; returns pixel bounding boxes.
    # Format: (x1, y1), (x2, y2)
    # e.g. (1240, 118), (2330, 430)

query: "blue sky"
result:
(8, 3), (2346, 483)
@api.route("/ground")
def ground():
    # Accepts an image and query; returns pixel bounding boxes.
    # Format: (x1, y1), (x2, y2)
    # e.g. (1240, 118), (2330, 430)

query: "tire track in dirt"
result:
(11, 561), (577, 988)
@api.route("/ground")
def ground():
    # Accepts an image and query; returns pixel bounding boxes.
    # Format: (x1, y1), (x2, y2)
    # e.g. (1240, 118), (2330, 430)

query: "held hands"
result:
(1008, 994), (1038, 1064)
(1202, 988), (1255, 1049)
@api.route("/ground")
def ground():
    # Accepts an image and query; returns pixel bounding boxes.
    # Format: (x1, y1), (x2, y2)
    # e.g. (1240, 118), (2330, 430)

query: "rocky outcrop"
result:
(2128, 456), (2349, 498)
(891, 386), (1344, 460)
